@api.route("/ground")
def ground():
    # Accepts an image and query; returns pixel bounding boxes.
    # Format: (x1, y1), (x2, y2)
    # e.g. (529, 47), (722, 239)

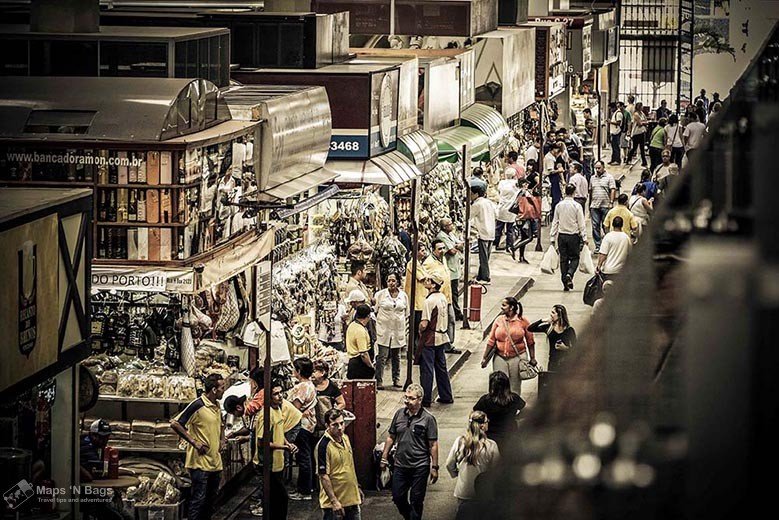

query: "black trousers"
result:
(610, 133), (622, 163)
(451, 278), (463, 320)
(295, 428), (316, 494)
(628, 134), (647, 165)
(269, 471), (289, 520)
(649, 146), (663, 172)
(477, 239), (492, 282)
(558, 233), (582, 285)
(189, 469), (221, 520)
(392, 465), (430, 520)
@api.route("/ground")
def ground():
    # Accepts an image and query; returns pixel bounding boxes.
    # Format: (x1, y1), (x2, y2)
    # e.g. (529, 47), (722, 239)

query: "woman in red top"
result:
(481, 297), (537, 396)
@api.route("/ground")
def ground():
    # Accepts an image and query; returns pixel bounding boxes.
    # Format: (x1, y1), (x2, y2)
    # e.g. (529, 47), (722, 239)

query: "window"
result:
(23, 110), (96, 134)
(100, 42), (167, 77)
(30, 40), (98, 76)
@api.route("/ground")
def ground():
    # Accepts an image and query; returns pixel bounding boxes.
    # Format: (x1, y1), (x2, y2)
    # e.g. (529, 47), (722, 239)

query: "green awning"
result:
(435, 126), (490, 163)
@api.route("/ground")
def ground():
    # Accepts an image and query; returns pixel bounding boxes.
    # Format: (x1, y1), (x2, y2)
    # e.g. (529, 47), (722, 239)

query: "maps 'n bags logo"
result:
(3, 479), (34, 510)
(18, 240), (38, 357)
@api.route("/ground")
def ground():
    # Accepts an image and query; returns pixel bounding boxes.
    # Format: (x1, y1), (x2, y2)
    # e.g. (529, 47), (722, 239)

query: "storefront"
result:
(0, 75), (336, 516)
(0, 188), (92, 518)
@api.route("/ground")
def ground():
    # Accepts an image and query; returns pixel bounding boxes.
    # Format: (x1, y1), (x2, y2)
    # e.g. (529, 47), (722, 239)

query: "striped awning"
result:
(435, 126), (490, 163)
(461, 103), (510, 158)
(327, 150), (423, 186)
(398, 130), (438, 173)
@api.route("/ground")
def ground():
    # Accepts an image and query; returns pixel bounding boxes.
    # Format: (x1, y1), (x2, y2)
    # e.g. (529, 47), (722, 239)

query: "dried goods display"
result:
(326, 190), (390, 258)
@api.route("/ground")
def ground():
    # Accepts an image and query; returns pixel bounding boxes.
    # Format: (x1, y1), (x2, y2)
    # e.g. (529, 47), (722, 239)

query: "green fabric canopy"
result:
(435, 126), (491, 164)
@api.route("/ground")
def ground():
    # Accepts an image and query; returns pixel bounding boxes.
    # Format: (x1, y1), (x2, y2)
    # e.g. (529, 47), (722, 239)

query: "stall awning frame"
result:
(435, 126), (490, 163)
(398, 130), (439, 173)
(460, 103), (510, 159)
(327, 150), (424, 186)
(259, 168), (338, 201)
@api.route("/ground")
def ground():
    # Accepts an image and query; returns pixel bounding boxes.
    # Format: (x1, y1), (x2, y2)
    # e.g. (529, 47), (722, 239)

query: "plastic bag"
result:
(579, 245), (595, 275)
(540, 246), (559, 274)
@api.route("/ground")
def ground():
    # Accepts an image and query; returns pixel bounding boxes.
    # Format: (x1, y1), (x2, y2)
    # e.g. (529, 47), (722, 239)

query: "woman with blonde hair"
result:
(446, 411), (501, 519)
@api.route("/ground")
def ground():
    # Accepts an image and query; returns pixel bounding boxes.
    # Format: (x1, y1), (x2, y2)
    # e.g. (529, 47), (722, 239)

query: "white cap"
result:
(345, 290), (367, 303)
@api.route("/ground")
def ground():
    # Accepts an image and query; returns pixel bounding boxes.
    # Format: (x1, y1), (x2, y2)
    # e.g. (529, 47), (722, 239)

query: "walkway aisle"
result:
(226, 162), (642, 520)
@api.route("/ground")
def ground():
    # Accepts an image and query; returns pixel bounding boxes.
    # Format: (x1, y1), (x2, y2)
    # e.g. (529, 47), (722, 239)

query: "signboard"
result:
(1, 215), (59, 393)
(421, 59), (461, 133)
(91, 267), (195, 293)
(256, 260), (272, 331)
(370, 70), (400, 156)
(313, 0), (392, 34)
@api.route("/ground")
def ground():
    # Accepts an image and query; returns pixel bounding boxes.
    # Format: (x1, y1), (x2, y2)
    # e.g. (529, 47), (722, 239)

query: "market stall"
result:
(0, 188), (92, 518)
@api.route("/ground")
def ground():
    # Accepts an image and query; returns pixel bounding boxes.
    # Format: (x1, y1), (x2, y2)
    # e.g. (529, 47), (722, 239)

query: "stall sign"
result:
(370, 70), (400, 156)
(1, 215), (59, 393)
(91, 267), (195, 293)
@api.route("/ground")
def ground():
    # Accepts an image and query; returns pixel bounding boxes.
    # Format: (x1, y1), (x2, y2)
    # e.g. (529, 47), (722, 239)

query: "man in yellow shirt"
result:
(604, 193), (639, 239)
(405, 243), (430, 348)
(170, 374), (225, 520)
(316, 408), (363, 519)
(345, 304), (375, 380)
(255, 382), (298, 520)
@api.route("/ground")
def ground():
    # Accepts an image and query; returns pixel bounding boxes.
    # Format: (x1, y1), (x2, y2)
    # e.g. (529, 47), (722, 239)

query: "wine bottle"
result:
(108, 152), (118, 184)
(128, 189), (137, 222)
(98, 228), (107, 258)
(117, 189), (128, 223)
(178, 234), (185, 260)
(137, 153), (147, 183)
(128, 152), (138, 183)
(98, 190), (107, 221)
(107, 191), (117, 222)
(137, 191), (147, 222)
(107, 228), (115, 258)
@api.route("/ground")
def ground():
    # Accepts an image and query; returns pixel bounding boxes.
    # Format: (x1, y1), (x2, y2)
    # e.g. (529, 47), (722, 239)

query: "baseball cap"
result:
(224, 395), (247, 414)
(428, 272), (446, 286)
(89, 419), (112, 436)
(345, 290), (367, 303)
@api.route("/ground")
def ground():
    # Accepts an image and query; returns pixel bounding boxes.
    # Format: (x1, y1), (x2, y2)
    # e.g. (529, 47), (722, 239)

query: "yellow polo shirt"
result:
(422, 256), (452, 303)
(405, 259), (430, 311)
(281, 399), (303, 432)
(253, 405), (285, 472)
(316, 432), (361, 509)
(345, 321), (371, 359)
(174, 395), (223, 472)
(604, 206), (639, 237)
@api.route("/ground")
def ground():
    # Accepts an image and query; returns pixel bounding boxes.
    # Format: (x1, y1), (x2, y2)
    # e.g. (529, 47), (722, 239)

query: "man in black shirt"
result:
(379, 384), (439, 520)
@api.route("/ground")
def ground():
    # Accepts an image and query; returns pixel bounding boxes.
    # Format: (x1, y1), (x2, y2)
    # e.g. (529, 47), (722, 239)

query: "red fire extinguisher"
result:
(468, 283), (486, 322)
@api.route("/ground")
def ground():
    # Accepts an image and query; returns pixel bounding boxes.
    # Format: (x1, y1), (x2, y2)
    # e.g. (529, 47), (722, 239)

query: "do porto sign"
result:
(91, 267), (194, 293)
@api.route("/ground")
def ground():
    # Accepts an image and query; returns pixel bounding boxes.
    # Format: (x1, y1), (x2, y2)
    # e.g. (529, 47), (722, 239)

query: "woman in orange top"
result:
(481, 297), (536, 396)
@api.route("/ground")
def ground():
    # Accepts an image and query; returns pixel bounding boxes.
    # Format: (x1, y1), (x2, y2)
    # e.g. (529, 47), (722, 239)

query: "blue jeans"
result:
(323, 505), (362, 520)
(392, 465), (430, 520)
(493, 220), (515, 250)
(610, 133), (621, 163)
(420, 344), (454, 405)
(189, 469), (221, 520)
(590, 207), (609, 251)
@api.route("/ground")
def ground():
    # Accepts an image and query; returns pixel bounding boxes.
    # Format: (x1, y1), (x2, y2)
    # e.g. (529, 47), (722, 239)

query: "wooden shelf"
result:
(96, 181), (200, 189)
(96, 221), (186, 228)
(112, 446), (185, 454)
(1, 179), (94, 187)
(98, 395), (190, 404)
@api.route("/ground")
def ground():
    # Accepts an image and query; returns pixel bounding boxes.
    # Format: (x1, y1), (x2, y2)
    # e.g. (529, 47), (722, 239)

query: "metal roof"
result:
(0, 187), (92, 225)
(0, 77), (230, 142)
(0, 23), (229, 40)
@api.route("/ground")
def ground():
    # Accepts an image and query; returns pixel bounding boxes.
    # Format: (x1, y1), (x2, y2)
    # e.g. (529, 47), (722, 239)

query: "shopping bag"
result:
(579, 245), (595, 275)
(540, 246), (559, 274)
(583, 273), (605, 306)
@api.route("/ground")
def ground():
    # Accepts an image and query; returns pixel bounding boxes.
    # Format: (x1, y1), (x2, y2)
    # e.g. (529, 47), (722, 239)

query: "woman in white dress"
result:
(373, 272), (408, 389)
(628, 183), (653, 237)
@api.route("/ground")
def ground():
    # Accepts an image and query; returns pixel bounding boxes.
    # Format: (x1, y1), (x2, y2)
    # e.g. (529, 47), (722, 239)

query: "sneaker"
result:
(288, 491), (312, 501)
(446, 348), (463, 355)
(436, 397), (454, 404)
(250, 504), (263, 517)
(393, 382), (402, 388)
(376, 384), (385, 390)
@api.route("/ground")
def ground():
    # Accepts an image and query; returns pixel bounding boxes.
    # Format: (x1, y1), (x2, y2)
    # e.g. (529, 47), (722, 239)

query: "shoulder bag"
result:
(501, 317), (538, 380)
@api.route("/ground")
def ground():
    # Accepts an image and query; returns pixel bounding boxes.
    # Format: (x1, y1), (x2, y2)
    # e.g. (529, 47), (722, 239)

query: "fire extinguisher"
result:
(468, 283), (487, 322)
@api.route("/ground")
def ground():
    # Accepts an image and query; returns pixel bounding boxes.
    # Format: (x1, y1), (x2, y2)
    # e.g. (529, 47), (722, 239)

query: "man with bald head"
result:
(436, 218), (464, 321)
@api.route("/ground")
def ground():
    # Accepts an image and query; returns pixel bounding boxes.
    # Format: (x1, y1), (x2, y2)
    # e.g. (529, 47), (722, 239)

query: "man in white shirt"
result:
(551, 184), (588, 291)
(470, 185), (497, 284)
(597, 216), (632, 280)
(683, 112), (707, 156)
(608, 102), (623, 165)
(568, 163), (589, 211)
(543, 144), (563, 176)
(524, 138), (541, 165)
(419, 272), (454, 405)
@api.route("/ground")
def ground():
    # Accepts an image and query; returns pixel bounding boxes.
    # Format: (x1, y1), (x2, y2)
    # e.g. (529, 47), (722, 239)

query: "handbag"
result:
(583, 273), (605, 306)
(501, 317), (538, 381)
